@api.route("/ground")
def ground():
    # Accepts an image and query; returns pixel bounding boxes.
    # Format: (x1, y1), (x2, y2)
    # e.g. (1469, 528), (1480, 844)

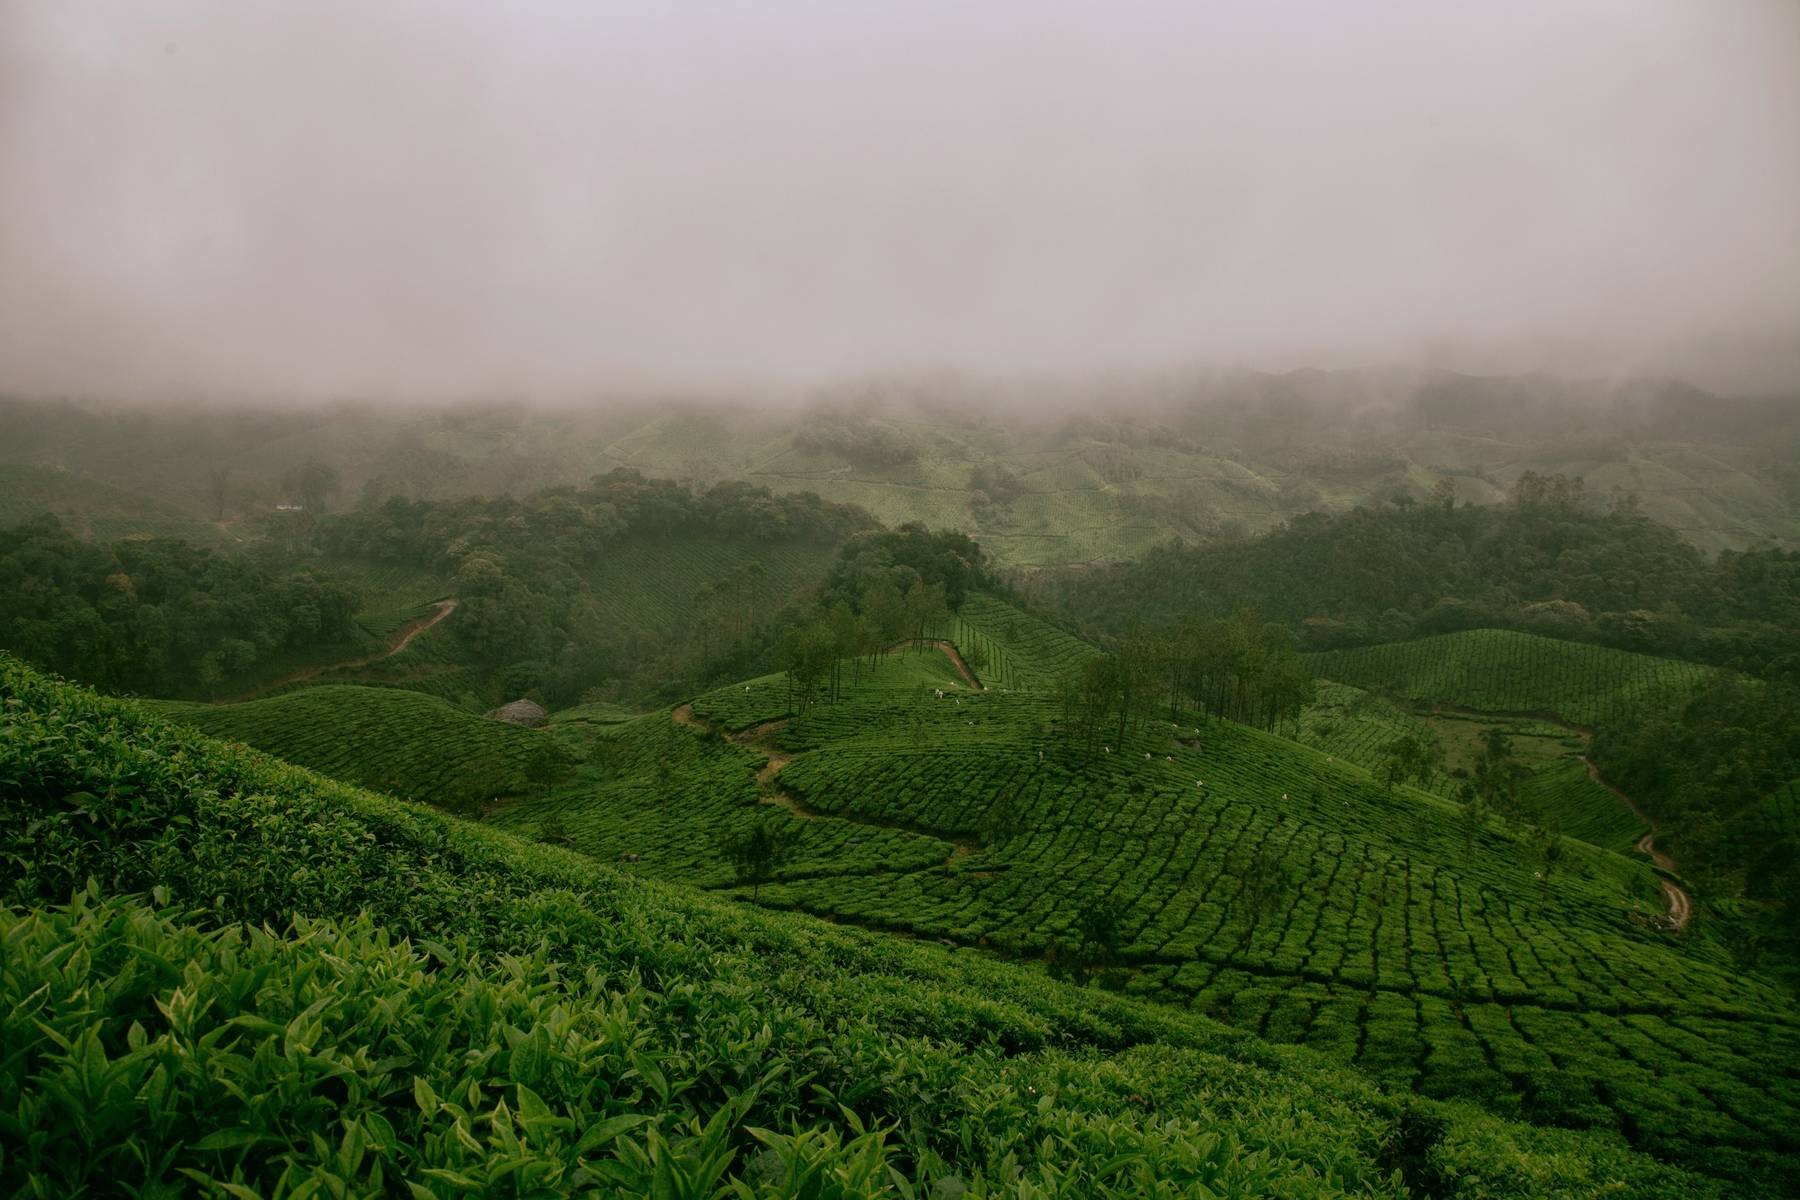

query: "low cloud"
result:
(2, 1), (1797, 399)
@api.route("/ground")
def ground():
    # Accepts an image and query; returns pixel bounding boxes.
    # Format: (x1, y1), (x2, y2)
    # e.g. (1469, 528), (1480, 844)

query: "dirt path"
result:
(221, 599), (458, 702)
(671, 703), (975, 856)
(887, 638), (983, 690)
(1585, 757), (1692, 931)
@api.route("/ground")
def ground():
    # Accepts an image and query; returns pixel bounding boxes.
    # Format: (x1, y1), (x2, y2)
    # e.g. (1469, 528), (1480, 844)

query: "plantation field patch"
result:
(952, 592), (1099, 690)
(150, 684), (557, 812)
(8, 652), (1754, 1197)
(644, 637), (1800, 1182)
(1303, 629), (1717, 728)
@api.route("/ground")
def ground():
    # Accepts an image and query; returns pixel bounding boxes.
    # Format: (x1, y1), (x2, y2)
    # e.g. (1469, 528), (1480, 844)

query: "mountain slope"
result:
(485, 599), (1800, 1192)
(1, 653), (1724, 1198)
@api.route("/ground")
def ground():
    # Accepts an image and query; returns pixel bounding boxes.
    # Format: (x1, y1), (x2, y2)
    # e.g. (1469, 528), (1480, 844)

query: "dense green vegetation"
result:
(1037, 480), (1800, 673)
(1293, 683), (1615, 823)
(482, 599), (1800, 1191)
(3, 387), (1797, 1195)
(1294, 626), (1800, 992)
(1591, 676), (1800, 969)
(0, 514), (362, 698)
(10, 654), (1744, 1198)
(1301, 630), (1717, 729)
(150, 686), (573, 814)
(313, 470), (872, 707)
(8, 375), (1795, 575)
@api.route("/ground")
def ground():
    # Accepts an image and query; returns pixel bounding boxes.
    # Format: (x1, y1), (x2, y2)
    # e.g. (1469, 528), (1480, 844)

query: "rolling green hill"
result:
(1293, 681), (1640, 853)
(150, 685), (564, 813)
(1302, 630), (1717, 728)
(0, 463), (231, 545)
(8, 376), (1795, 570)
(5, 654), (1735, 1198)
(475, 598), (1800, 1191)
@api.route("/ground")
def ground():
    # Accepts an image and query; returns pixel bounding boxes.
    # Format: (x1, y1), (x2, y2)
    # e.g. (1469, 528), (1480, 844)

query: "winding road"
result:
(1585, 757), (1692, 930)
(222, 598), (458, 702)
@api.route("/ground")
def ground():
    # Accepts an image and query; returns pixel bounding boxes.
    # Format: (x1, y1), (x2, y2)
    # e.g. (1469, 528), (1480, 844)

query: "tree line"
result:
(1032, 473), (1800, 679)
(1055, 610), (1315, 754)
(0, 515), (360, 698)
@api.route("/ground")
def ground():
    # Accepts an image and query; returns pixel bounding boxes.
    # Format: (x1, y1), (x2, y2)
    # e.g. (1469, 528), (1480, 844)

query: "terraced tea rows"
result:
(954, 591), (1098, 688)
(7, 653), (1734, 1199)
(1519, 759), (1648, 853)
(491, 703), (955, 888)
(1296, 681), (1450, 793)
(620, 613), (1800, 1186)
(151, 685), (552, 812)
(753, 698), (1798, 1181)
(1303, 629), (1716, 728)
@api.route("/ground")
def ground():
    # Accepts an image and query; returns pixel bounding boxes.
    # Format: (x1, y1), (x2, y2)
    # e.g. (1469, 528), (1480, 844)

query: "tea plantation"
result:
(432, 597), (1800, 1192)
(5, 654), (1734, 1198)
(149, 685), (561, 813)
(7, 591), (1799, 1196)
(1301, 630), (1716, 728)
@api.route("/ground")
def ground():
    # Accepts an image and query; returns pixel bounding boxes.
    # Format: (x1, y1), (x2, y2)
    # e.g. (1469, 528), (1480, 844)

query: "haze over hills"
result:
(4, 367), (1796, 567)
(5, 1), (1799, 1195)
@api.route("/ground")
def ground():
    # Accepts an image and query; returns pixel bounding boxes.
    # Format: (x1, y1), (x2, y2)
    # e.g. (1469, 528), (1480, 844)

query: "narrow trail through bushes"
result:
(887, 638), (983, 689)
(671, 702), (975, 859)
(1585, 757), (1692, 931)
(222, 599), (459, 703)
(1396, 698), (1692, 932)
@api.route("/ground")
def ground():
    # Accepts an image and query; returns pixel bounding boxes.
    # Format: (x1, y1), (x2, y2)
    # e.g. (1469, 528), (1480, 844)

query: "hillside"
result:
(150, 685), (568, 813)
(6, 376), (1795, 570)
(0, 463), (231, 545)
(2, 654), (1734, 1198)
(477, 597), (1800, 1191)
(1302, 630), (1717, 728)
(1291, 681), (1642, 852)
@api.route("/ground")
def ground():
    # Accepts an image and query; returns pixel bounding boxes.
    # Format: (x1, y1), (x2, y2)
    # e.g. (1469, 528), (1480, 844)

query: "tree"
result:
(282, 461), (341, 513)
(1474, 729), (1526, 823)
(982, 794), (1023, 847)
(523, 739), (575, 789)
(720, 818), (797, 900)
(1237, 843), (1290, 932)
(205, 466), (231, 520)
(1528, 820), (1567, 882)
(1379, 734), (1439, 792)
(1452, 783), (1490, 864)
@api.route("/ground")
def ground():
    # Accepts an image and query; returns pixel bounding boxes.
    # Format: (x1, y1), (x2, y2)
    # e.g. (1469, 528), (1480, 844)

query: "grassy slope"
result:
(1294, 681), (1641, 853)
(490, 598), (1800, 1191)
(149, 685), (557, 812)
(3, 655), (1725, 1199)
(1302, 630), (1716, 729)
(608, 418), (1797, 566)
(6, 396), (1794, 568)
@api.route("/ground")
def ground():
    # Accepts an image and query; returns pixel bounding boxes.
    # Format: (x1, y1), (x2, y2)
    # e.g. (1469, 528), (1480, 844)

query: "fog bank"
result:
(2, 1), (1797, 399)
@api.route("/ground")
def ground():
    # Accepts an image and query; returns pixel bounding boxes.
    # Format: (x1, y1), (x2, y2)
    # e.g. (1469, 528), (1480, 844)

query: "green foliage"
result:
(1303, 629), (1716, 729)
(1039, 495), (1800, 671)
(721, 817), (800, 898)
(150, 685), (559, 813)
(0, 515), (363, 698)
(820, 526), (992, 614)
(316, 471), (870, 706)
(2, 652), (1750, 1197)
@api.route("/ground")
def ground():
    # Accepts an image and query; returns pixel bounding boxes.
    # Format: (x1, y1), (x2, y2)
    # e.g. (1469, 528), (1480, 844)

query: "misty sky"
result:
(3, 1), (1797, 399)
